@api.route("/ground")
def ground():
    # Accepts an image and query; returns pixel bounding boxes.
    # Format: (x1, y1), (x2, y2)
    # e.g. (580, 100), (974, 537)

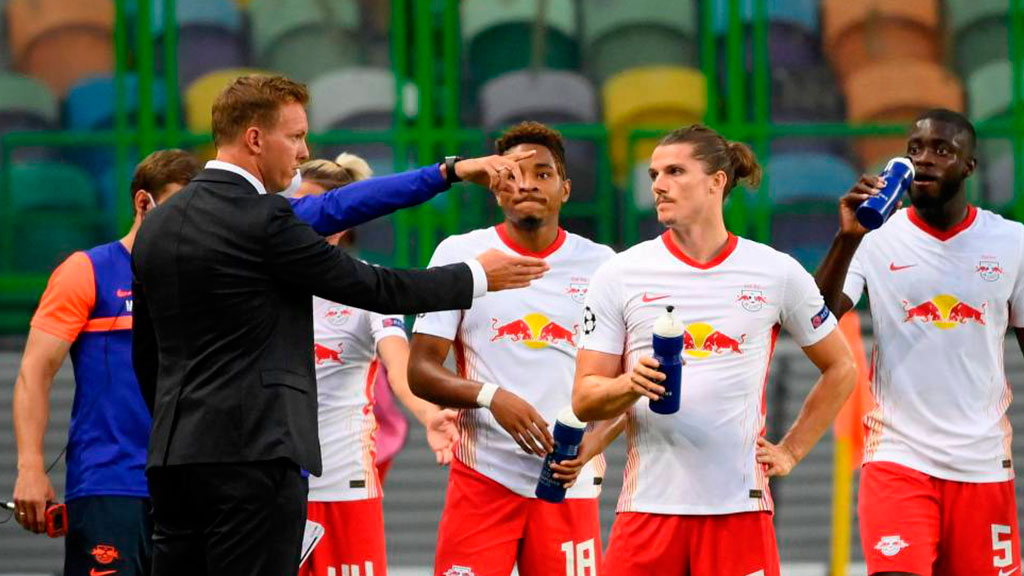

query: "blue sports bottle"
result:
(650, 305), (685, 415)
(855, 157), (915, 230)
(535, 407), (587, 503)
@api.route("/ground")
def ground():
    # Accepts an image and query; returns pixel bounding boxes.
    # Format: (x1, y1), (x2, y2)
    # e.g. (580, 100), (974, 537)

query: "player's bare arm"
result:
(12, 328), (70, 534)
(572, 349), (665, 422)
(549, 414), (625, 487)
(408, 333), (554, 456)
(377, 335), (459, 466)
(756, 329), (857, 477)
(814, 175), (883, 318)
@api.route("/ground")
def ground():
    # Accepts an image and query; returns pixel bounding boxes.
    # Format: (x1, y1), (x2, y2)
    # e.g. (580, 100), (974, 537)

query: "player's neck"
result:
(120, 217), (143, 253)
(666, 221), (731, 264)
(913, 192), (969, 231)
(501, 220), (561, 254)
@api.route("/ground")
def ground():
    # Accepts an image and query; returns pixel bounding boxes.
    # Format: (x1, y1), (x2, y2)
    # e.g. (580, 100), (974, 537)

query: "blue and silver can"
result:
(855, 157), (915, 230)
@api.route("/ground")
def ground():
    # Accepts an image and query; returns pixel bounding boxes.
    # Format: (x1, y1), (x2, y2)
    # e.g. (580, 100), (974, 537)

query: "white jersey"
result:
(580, 232), (837, 515)
(307, 296), (408, 501)
(843, 206), (1024, 482)
(414, 225), (615, 498)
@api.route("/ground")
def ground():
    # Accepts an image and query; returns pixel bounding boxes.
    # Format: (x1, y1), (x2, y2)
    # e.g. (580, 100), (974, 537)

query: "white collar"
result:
(205, 160), (268, 195)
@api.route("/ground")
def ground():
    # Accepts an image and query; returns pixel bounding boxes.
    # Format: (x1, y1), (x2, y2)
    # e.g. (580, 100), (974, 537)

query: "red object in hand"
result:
(45, 502), (66, 538)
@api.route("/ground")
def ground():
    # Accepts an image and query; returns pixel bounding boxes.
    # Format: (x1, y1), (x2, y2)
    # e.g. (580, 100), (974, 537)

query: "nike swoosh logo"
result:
(999, 567), (1019, 576)
(90, 570), (117, 576)
(889, 262), (917, 271)
(115, 289), (132, 298)
(642, 293), (670, 303)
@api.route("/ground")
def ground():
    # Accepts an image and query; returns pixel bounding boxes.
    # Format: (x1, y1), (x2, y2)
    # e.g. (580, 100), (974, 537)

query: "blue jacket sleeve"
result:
(288, 164), (450, 235)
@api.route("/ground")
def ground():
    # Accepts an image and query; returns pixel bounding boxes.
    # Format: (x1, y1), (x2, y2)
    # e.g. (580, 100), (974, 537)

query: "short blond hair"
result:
(299, 152), (373, 191)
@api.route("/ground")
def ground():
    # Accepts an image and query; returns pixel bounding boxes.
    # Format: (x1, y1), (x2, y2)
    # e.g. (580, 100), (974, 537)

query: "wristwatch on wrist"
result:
(444, 155), (463, 185)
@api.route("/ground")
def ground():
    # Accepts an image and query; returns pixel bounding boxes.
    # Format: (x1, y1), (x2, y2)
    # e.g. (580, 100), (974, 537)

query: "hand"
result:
(756, 437), (799, 477)
(455, 150), (536, 193)
(838, 174), (885, 237)
(549, 430), (600, 489)
(489, 388), (554, 457)
(622, 356), (665, 402)
(426, 409), (460, 466)
(476, 249), (549, 291)
(13, 467), (56, 534)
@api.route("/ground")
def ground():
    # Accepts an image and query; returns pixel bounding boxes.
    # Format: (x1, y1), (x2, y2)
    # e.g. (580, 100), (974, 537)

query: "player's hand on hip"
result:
(489, 388), (554, 456)
(457, 150), (536, 193)
(477, 249), (549, 291)
(12, 467), (55, 534)
(838, 174), (883, 237)
(427, 408), (460, 466)
(549, 429), (599, 488)
(624, 356), (665, 402)
(756, 437), (799, 477)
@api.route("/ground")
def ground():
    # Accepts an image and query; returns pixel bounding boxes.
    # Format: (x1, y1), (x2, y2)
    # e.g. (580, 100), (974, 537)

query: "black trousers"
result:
(147, 459), (307, 576)
(65, 496), (152, 576)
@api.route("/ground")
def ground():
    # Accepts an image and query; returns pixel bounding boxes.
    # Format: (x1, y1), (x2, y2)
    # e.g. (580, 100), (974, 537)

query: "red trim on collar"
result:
(661, 231), (738, 269)
(495, 223), (567, 258)
(907, 205), (977, 241)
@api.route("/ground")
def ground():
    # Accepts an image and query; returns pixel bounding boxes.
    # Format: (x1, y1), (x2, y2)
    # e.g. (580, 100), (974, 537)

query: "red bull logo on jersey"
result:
(681, 322), (746, 358)
(901, 295), (986, 329)
(491, 313), (579, 349)
(323, 305), (353, 326)
(314, 342), (345, 365)
(976, 259), (1004, 282)
(736, 289), (768, 312)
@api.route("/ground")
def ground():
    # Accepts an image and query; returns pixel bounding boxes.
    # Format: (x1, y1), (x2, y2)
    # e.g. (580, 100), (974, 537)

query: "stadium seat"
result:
(480, 69), (599, 201)
(9, 162), (99, 211)
(711, 0), (820, 70)
(462, 0), (578, 98)
(822, 0), (940, 83)
(185, 68), (269, 133)
(603, 66), (707, 179)
(981, 149), (1015, 208)
(770, 65), (850, 157)
(711, 0), (818, 33)
(151, 0), (247, 88)
(581, 0), (697, 85)
(7, 0), (114, 97)
(249, 0), (361, 83)
(948, 0), (1008, 77)
(844, 61), (963, 167)
(966, 58), (1018, 207)
(0, 72), (58, 161)
(766, 153), (859, 203)
(307, 67), (398, 172)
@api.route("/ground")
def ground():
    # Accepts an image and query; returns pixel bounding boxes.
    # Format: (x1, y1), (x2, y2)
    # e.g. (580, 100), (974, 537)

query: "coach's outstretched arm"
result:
(756, 330), (857, 477)
(408, 333), (555, 457)
(814, 175), (883, 318)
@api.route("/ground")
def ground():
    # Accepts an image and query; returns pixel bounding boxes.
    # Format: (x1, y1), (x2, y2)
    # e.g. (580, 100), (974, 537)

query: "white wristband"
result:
(476, 382), (499, 409)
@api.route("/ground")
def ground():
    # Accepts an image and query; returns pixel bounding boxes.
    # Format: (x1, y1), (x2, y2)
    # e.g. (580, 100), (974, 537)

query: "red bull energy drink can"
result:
(856, 157), (915, 230)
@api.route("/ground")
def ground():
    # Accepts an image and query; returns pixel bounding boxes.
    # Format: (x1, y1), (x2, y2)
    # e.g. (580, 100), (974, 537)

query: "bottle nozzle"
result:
(666, 305), (674, 314)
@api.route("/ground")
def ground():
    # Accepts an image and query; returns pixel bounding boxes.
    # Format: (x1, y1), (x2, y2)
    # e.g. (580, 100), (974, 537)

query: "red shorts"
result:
(434, 460), (602, 576)
(859, 461), (1021, 575)
(603, 511), (779, 576)
(300, 498), (388, 576)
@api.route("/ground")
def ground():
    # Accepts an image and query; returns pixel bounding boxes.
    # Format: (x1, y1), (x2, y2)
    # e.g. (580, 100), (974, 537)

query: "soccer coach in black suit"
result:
(131, 75), (547, 576)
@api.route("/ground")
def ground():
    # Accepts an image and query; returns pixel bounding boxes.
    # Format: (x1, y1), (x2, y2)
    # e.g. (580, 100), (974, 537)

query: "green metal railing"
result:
(2, 0), (1024, 332)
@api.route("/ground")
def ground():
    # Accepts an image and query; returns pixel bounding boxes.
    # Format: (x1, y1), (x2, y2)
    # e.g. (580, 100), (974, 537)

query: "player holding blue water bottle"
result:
(573, 124), (857, 576)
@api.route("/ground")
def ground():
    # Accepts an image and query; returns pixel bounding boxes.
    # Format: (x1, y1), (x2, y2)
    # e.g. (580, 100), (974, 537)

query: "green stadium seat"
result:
(462, 0), (579, 99)
(845, 61), (963, 167)
(9, 162), (99, 211)
(0, 72), (57, 124)
(249, 0), (361, 83)
(823, 0), (940, 83)
(581, 0), (697, 85)
(603, 66), (706, 179)
(948, 0), (1008, 77)
(7, 0), (114, 97)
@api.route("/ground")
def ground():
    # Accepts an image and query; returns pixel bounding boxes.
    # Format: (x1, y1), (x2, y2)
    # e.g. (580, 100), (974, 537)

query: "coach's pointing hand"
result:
(489, 388), (554, 457)
(477, 249), (548, 291)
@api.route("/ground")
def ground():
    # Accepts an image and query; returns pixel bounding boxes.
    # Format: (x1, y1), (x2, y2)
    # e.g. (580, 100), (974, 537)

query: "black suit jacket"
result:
(132, 169), (473, 475)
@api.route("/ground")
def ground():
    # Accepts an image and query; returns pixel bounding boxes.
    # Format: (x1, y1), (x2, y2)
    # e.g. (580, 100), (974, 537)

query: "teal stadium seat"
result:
(967, 58), (1017, 207)
(710, 0), (818, 33)
(462, 0), (579, 102)
(8, 162), (102, 273)
(581, 0), (697, 85)
(768, 153), (858, 270)
(0, 72), (57, 161)
(249, 0), (361, 83)
(948, 0), (1008, 79)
